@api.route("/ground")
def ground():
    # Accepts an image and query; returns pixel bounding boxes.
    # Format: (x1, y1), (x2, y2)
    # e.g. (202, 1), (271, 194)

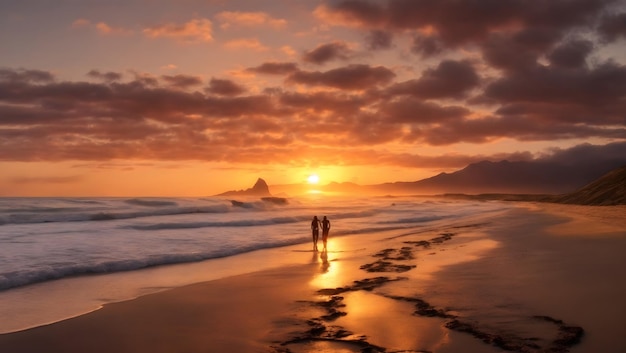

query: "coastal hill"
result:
(219, 159), (626, 198)
(369, 160), (624, 195)
(216, 178), (271, 197)
(552, 165), (626, 206)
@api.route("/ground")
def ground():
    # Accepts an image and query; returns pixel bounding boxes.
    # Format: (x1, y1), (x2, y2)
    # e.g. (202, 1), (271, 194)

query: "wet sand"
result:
(0, 203), (624, 353)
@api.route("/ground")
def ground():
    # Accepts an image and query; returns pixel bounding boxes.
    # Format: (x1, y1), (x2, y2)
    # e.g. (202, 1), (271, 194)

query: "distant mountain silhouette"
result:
(370, 160), (626, 195)
(217, 178), (271, 197)
(551, 165), (626, 205)
(222, 157), (626, 197)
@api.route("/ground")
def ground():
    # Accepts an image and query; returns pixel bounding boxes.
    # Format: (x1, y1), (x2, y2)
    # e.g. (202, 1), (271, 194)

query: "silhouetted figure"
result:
(311, 216), (320, 251)
(321, 216), (331, 250)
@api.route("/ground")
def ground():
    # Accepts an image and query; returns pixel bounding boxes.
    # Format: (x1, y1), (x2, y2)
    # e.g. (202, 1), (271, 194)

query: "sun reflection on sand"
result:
(337, 291), (452, 351)
(310, 250), (342, 289)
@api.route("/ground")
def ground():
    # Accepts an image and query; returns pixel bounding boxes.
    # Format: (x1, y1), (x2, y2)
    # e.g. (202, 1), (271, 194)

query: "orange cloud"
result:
(95, 22), (133, 36)
(216, 11), (287, 29)
(72, 19), (90, 28)
(223, 38), (269, 51)
(71, 19), (133, 36)
(281, 45), (297, 57)
(143, 18), (213, 43)
(313, 3), (384, 28)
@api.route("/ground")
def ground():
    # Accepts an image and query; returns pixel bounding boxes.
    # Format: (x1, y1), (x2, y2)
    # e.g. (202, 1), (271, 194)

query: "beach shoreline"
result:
(1, 203), (624, 352)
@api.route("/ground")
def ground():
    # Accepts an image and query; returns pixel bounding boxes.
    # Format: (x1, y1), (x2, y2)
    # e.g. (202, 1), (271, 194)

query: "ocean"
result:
(0, 195), (510, 333)
(0, 195), (506, 291)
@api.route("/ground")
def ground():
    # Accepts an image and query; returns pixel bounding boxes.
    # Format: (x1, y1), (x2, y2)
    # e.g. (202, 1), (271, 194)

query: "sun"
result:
(307, 174), (320, 184)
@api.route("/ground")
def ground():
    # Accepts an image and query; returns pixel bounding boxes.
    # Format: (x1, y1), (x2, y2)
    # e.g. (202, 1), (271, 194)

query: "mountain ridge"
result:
(218, 158), (626, 197)
(368, 159), (625, 195)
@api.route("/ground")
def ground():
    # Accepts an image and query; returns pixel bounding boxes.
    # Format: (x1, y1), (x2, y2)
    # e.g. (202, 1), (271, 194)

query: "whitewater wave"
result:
(125, 198), (179, 207)
(0, 204), (233, 225)
(0, 236), (310, 291)
(128, 215), (310, 230)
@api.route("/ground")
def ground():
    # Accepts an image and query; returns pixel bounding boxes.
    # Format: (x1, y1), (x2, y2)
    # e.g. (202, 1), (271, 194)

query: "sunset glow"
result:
(307, 174), (320, 185)
(0, 0), (625, 196)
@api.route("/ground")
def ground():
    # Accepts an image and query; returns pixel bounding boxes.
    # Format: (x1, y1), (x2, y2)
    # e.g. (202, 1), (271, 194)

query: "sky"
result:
(1, 0), (626, 196)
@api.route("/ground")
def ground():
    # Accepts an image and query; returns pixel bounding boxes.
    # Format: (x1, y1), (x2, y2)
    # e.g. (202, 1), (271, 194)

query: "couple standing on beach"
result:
(311, 216), (331, 251)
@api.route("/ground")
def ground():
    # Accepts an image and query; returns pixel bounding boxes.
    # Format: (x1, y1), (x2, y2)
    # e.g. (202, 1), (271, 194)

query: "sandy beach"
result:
(0, 203), (624, 353)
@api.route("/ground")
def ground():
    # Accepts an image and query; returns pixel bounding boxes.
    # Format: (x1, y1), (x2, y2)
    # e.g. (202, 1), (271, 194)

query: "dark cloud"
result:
(302, 41), (353, 65)
(598, 12), (626, 42)
(547, 39), (594, 68)
(410, 34), (445, 57)
(484, 61), (626, 107)
(205, 78), (246, 96)
(247, 62), (299, 75)
(130, 72), (159, 86)
(0, 68), (55, 83)
(365, 30), (393, 50)
(321, 0), (612, 46)
(286, 64), (396, 90)
(329, 0), (386, 26)
(538, 141), (626, 165)
(481, 29), (561, 72)
(87, 70), (123, 82)
(388, 60), (480, 99)
(1, 51), (625, 167)
(278, 91), (365, 115)
(160, 74), (203, 89)
(380, 97), (470, 124)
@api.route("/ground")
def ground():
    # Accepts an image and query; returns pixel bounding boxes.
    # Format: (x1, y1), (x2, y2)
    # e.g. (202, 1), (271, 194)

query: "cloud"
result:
(365, 30), (393, 50)
(205, 78), (246, 96)
(280, 45), (297, 57)
(538, 141), (626, 165)
(547, 39), (594, 68)
(1, 36), (624, 169)
(71, 19), (133, 36)
(286, 64), (396, 90)
(411, 34), (445, 57)
(0, 68), (55, 83)
(72, 19), (90, 28)
(481, 28), (561, 73)
(278, 91), (365, 115)
(160, 74), (203, 89)
(223, 38), (269, 51)
(216, 11), (287, 29)
(10, 175), (83, 185)
(247, 62), (299, 75)
(484, 61), (626, 108)
(388, 60), (480, 99)
(314, 2), (385, 28)
(380, 98), (471, 124)
(143, 18), (213, 43)
(302, 41), (353, 65)
(160, 64), (178, 71)
(95, 22), (133, 36)
(598, 12), (626, 42)
(87, 70), (123, 82)
(316, 0), (610, 47)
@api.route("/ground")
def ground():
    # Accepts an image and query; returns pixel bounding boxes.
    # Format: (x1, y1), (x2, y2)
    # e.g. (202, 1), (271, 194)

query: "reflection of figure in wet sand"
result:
(320, 248), (329, 273)
(311, 216), (320, 251)
(321, 216), (331, 250)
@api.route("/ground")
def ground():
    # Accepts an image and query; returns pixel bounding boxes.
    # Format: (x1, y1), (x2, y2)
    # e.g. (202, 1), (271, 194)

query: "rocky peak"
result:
(251, 178), (270, 196)
(216, 178), (272, 197)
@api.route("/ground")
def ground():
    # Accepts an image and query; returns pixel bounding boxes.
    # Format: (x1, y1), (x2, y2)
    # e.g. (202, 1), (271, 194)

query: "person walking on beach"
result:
(321, 216), (331, 250)
(311, 216), (320, 251)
